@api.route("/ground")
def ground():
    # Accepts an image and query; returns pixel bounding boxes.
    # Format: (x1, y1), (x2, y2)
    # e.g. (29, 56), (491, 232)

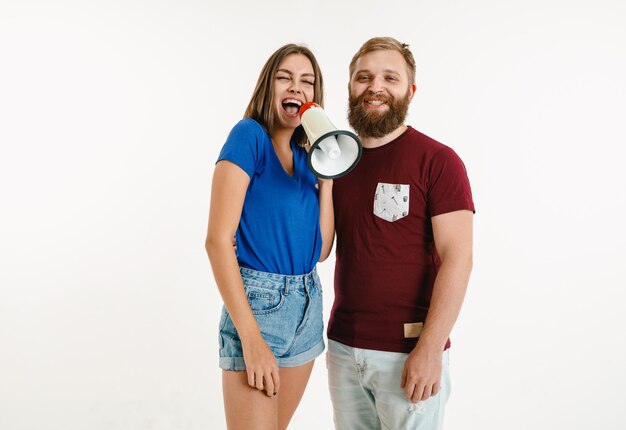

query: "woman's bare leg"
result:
(222, 360), (315, 430)
(277, 361), (315, 430)
(223, 370), (278, 430)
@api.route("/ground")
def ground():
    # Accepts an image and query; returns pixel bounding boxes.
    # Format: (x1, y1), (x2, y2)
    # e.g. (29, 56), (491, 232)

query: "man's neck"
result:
(360, 125), (408, 149)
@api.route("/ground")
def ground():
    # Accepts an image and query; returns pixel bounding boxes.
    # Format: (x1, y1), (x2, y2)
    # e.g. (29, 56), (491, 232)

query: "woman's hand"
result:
(241, 335), (280, 397)
(316, 177), (333, 188)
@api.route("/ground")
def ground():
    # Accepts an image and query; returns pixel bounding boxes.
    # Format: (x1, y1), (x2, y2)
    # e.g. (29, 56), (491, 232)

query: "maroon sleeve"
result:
(427, 147), (475, 216)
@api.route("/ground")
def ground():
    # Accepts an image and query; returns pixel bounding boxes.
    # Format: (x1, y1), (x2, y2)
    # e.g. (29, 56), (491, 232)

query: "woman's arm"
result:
(205, 160), (280, 397)
(317, 179), (335, 262)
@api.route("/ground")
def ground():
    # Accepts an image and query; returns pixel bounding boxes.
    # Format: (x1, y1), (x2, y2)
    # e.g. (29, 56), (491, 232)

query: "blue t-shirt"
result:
(217, 118), (322, 275)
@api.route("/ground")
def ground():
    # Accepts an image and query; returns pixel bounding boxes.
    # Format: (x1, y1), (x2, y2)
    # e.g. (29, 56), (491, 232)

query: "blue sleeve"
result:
(217, 119), (265, 179)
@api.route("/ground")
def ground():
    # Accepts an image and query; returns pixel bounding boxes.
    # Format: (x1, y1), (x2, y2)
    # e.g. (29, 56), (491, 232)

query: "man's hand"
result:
(400, 344), (443, 403)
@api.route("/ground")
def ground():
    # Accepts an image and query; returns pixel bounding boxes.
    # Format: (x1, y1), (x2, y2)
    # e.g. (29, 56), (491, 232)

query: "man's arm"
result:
(401, 209), (473, 402)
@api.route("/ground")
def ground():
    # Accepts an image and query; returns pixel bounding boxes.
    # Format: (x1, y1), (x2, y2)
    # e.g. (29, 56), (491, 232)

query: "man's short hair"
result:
(349, 37), (416, 84)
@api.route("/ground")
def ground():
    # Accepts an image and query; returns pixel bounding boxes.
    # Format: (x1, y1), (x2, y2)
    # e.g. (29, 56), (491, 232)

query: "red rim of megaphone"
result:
(298, 101), (320, 118)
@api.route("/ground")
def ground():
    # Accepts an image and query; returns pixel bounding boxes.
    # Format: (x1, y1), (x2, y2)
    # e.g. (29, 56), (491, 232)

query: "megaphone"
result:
(299, 102), (362, 179)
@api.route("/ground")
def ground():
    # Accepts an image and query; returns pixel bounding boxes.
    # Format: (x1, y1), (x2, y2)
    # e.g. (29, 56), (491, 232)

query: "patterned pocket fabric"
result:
(373, 183), (410, 222)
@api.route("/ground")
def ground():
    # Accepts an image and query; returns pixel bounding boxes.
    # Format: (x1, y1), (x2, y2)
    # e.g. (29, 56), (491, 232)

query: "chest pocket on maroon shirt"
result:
(373, 183), (410, 222)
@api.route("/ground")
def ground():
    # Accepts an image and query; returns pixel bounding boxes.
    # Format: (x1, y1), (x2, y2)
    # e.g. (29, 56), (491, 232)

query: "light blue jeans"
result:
(327, 339), (450, 430)
(219, 267), (325, 370)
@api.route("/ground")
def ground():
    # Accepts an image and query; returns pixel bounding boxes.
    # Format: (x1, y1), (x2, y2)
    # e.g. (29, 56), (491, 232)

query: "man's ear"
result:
(408, 82), (417, 101)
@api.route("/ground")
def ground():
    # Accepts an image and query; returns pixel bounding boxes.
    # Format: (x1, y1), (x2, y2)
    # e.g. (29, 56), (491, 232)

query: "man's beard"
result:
(348, 89), (410, 138)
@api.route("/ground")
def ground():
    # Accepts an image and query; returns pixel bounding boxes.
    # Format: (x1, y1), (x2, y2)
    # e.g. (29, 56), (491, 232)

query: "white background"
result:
(1, 1), (625, 429)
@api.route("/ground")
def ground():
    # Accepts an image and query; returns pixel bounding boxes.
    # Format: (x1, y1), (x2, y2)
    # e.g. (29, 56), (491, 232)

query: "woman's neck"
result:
(270, 127), (293, 149)
(270, 126), (295, 176)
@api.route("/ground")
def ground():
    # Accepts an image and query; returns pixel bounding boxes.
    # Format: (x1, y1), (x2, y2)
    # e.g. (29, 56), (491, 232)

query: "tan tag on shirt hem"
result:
(404, 322), (423, 338)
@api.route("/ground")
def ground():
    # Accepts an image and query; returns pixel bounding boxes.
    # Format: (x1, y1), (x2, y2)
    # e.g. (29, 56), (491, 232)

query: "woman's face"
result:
(272, 54), (315, 131)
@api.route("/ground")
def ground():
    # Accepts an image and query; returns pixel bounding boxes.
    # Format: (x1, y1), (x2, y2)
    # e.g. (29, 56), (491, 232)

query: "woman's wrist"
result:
(317, 178), (333, 189)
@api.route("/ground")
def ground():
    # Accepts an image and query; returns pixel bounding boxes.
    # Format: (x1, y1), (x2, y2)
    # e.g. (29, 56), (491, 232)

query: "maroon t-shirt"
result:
(328, 126), (475, 353)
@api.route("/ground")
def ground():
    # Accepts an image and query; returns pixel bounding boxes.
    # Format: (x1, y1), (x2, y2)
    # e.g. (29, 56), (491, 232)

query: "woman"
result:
(205, 44), (333, 430)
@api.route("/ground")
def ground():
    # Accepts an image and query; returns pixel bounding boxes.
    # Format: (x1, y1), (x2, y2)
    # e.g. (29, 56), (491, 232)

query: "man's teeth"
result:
(368, 100), (385, 105)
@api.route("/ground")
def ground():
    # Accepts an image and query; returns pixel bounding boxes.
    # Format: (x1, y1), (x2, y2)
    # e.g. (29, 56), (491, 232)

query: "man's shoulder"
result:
(402, 126), (453, 155)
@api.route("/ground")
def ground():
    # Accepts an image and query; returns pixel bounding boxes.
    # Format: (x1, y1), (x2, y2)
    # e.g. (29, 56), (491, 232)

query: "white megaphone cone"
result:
(299, 102), (362, 179)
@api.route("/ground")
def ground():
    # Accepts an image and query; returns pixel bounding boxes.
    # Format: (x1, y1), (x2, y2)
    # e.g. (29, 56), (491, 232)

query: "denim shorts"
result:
(218, 266), (325, 371)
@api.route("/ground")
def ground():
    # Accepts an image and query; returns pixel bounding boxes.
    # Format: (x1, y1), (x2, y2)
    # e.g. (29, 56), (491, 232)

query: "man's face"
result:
(348, 50), (415, 138)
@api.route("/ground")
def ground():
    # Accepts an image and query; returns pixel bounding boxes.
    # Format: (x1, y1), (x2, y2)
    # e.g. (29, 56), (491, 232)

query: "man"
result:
(327, 37), (475, 429)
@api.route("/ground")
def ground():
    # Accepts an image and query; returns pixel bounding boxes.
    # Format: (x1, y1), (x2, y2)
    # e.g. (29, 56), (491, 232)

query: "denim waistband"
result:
(239, 266), (318, 292)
